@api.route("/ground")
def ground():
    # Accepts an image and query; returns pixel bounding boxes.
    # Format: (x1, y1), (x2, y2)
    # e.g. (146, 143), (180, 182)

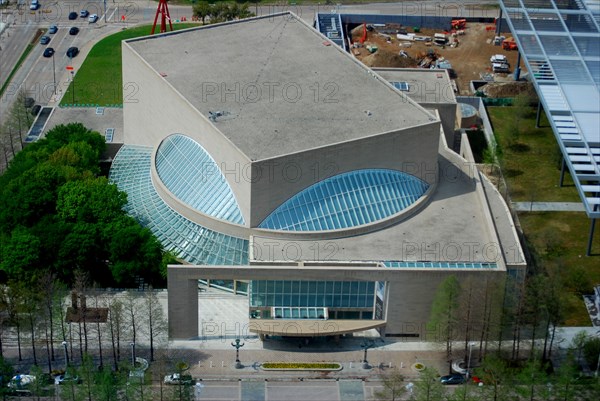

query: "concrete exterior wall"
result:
(421, 102), (457, 145)
(249, 121), (440, 226)
(167, 265), (505, 339)
(122, 43), (253, 224)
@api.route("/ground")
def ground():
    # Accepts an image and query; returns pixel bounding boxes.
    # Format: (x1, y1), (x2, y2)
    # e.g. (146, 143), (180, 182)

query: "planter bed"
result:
(261, 362), (342, 371)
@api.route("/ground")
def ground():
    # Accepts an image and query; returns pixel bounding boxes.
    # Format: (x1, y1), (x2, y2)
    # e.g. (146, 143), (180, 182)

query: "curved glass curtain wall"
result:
(155, 134), (245, 225)
(109, 145), (248, 265)
(259, 169), (429, 231)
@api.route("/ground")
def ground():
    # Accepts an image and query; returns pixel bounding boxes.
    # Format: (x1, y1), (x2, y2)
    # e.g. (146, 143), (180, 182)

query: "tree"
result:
(373, 371), (406, 401)
(474, 354), (511, 401)
(106, 297), (124, 371)
(192, 1), (211, 23)
(554, 354), (580, 401)
(143, 288), (167, 362)
(92, 366), (119, 401)
(514, 356), (550, 401)
(427, 275), (461, 373)
(413, 367), (445, 401)
(0, 356), (14, 400)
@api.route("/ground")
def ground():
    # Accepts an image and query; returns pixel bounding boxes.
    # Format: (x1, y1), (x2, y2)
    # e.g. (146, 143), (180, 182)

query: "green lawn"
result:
(61, 24), (201, 107)
(487, 105), (599, 326)
(518, 211), (600, 326)
(487, 106), (580, 202)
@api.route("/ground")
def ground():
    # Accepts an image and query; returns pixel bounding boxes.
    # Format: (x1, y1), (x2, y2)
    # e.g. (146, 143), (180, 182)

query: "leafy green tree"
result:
(427, 275), (461, 373)
(414, 367), (445, 401)
(57, 177), (127, 224)
(92, 366), (119, 401)
(474, 354), (511, 401)
(192, 1), (211, 23)
(373, 371), (405, 401)
(0, 226), (41, 279)
(28, 364), (46, 401)
(554, 354), (580, 401)
(0, 356), (15, 399)
(514, 357), (549, 401)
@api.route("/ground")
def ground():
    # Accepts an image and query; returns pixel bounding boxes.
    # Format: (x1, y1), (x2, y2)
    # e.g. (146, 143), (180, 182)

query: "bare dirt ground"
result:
(350, 22), (525, 95)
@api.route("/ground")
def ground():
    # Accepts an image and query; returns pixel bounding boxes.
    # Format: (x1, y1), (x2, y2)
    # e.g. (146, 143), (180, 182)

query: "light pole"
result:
(467, 342), (476, 379)
(71, 69), (75, 104)
(231, 338), (244, 369)
(130, 342), (135, 366)
(361, 339), (375, 369)
(62, 341), (69, 368)
(52, 51), (56, 96)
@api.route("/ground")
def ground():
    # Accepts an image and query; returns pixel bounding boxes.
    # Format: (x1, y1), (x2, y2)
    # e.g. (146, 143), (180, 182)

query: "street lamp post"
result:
(231, 338), (244, 369)
(62, 341), (69, 368)
(467, 342), (476, 379)
(130, 342), (135, 366)
(361, 340), (375, 369)
(52, 51), (56, 96)
(71, 69), (75, 104)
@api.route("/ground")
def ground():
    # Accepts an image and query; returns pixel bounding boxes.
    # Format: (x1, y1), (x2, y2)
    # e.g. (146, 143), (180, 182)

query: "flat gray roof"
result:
(252, 155), (522, 266)
(500, 0), (600, 218)
(373, 68), (457, 104)
(126, 13), (436, 161)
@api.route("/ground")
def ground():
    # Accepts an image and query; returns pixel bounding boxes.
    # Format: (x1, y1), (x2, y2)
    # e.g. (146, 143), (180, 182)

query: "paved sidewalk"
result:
(512, 202), (585, 212)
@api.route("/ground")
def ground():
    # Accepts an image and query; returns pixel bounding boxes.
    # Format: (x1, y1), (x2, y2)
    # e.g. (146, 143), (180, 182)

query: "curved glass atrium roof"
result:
(155, 134), (245, 224)
(259, 169), (429, 231)
(109, 145), (248, 265)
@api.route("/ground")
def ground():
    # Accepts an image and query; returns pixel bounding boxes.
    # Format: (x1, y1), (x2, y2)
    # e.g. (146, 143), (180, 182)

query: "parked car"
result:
(24, 97), (35, 108)
(163, 373), (194, 385)
(490, 54), (508, 64)
(7, 374), (36, 389)
(31, 105), (41, 116)
(29, 0), (39, 10)
(68, 11), (78, 20)
(43, 47), (55, 57)
(88, 14), (98, 23)
(66, 47), (79, 58)
(80, 10), (89, 18)
(69, 27), (79, 35)
(39, 35), (50, 45)
(440, 374), (466, 385)
(492, 62), (510, 73)
(48, 25), (58, 34)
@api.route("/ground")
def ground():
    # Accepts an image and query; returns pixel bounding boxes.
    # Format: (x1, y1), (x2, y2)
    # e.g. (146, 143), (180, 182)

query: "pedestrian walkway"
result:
(512, 201), (585, 212)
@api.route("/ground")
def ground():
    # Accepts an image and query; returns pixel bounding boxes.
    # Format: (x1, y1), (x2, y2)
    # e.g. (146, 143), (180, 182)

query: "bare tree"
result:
(74, 271), (90, 356)
(143, 288), (168, 362)
(106, 297), (124, 370)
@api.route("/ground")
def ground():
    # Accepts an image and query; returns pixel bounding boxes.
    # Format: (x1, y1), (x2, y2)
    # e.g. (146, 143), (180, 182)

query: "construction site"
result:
(316, 14), (532, 97)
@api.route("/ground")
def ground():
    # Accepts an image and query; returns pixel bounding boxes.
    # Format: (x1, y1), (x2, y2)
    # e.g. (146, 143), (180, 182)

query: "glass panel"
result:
(259, 169), (429, 231)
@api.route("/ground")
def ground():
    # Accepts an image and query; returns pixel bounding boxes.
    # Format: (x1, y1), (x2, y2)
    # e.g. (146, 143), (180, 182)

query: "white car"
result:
(29, 0), (39, 10)
(163, 373), (194, 385)
(492, 62), (510, 73)
(88, 14), (98, 23)
(8, 374), (36, 389)
(490, 54), (507, 64)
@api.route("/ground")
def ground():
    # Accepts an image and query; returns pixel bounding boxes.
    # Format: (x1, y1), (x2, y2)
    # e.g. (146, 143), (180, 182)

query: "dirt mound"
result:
(480, 82), (538, 99)
(361, 49), (418, 68)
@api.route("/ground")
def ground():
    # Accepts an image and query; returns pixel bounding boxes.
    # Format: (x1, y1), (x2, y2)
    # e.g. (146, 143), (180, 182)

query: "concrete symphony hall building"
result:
(109, 12), (526, 340)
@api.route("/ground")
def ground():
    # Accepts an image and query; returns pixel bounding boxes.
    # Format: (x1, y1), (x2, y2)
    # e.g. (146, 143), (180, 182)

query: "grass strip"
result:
(0, 43), (35, 98)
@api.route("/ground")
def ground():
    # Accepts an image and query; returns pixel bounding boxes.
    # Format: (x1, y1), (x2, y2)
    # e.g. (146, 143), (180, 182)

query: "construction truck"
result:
(502, 37), (518, 50)
(451, 19), (466, 30)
